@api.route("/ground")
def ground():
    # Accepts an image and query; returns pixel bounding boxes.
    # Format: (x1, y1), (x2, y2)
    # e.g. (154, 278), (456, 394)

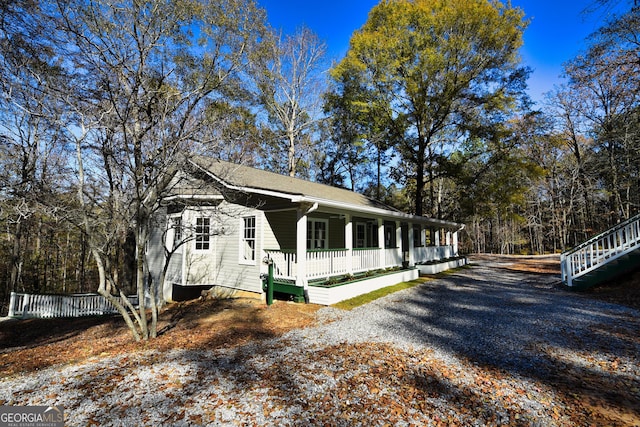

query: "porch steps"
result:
(272, 281), (306, 303)
(567, 248), (640, 290)
(561, 213), (640, 290)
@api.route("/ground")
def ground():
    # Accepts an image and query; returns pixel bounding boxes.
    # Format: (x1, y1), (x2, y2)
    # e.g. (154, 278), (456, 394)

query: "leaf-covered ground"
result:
(1, 254), (639, 426)
(0, 292), (320, 377)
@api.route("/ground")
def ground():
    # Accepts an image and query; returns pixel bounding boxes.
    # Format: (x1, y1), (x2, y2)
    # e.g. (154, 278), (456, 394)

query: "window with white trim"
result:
(384, 221), (396, 248)
(413, 225), (424, 247)
(355, 220), (378, 248)
(307, 219), (328, 249)
(241, 216), (256, 262)
(195, 217), (210, 251)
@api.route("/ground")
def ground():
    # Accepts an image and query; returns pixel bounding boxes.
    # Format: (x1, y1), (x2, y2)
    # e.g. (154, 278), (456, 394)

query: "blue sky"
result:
(257, 0), (623, 104)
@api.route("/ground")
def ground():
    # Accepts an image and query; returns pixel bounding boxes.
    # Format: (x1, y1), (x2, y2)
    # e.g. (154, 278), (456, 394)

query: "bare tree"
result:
(564, 9), (640, 224)
(47, 0), (269, 341)
(254, 26), (327, 177)
(0, 0), (73, 305)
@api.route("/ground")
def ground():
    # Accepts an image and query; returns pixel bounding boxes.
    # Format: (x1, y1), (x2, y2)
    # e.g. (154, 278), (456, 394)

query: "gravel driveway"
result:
(2, 257), (639, 426)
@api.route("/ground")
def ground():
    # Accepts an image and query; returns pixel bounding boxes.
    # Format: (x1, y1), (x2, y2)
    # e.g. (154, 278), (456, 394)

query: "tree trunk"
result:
(9, 220), (23, 293)
(288, 131), (296, 177)
(415, 145), (426, 217)
(93, 246), (141, 342)
(136, 229), (149, 340)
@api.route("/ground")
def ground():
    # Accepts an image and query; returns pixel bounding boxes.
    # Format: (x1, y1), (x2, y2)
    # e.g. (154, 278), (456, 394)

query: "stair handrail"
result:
(562, 212), (640, 257)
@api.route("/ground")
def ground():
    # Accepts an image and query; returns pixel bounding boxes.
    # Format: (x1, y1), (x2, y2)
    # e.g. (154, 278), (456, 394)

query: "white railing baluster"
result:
(561, 213), (640, 286)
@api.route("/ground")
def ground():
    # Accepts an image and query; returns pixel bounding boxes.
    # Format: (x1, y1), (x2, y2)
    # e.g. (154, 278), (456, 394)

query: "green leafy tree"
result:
(324, 69), (396, 196)
(332, 0), (529, 216)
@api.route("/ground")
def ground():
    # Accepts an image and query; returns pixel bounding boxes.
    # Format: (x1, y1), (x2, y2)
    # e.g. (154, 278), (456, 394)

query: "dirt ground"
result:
(0, 292), (320, 377)
(1, 254), (638, 377)
(1, 255), (640, 426)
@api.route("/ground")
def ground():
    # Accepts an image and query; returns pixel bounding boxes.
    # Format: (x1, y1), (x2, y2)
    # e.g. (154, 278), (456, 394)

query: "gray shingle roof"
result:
(190, 156), (396, 211)
(188, 156), (463, 230)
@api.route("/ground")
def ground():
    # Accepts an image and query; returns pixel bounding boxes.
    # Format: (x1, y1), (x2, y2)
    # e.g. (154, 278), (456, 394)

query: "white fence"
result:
(8, 292), (139, 319)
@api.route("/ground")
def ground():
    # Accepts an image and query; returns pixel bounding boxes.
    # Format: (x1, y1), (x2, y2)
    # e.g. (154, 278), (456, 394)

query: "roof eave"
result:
(188, 158), (464, 230)
(299, 196), (463, 230)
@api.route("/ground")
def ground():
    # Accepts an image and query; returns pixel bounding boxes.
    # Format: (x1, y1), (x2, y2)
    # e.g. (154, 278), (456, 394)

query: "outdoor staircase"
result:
(561, 213), (640, 290)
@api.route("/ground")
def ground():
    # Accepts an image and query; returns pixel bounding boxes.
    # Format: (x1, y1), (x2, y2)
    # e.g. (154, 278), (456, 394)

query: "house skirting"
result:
(306, 268), (419, 305)
(171, 284), (214, 302)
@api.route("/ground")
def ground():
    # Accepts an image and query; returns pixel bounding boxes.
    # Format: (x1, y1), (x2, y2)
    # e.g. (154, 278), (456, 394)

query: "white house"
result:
(148, 156), (465, 305)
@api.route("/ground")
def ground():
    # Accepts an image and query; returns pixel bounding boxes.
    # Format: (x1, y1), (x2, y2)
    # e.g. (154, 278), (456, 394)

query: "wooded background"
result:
(0, 0), (638, 324)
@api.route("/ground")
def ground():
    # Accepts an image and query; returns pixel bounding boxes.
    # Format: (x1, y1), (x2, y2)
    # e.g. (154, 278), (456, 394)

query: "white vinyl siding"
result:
(181, 204), (263, 294)
(166, 215), (183, 251)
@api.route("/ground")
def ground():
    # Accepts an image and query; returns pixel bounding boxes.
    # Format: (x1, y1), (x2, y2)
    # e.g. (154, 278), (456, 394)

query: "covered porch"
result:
(262, 204), (462, 303)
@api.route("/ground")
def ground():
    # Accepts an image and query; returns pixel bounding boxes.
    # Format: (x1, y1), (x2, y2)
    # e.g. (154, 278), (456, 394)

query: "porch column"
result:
(345, 213), (353, 275)
(378, 218), (385, 269)
(446, 231), (451, 246)
(453, 230), (459, 256)
(396, 221), (402, 266)
(408, 224), (415, 266)
(435, 229), (441, 247)
(296, 209), (308, 288)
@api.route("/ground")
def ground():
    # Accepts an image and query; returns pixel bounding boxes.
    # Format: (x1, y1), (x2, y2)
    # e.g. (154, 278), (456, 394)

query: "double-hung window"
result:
(307, 219), (328, 249)
(241, 216), (256, 262)
(355, 220), (378, 248)
(195, 217), (211, 251)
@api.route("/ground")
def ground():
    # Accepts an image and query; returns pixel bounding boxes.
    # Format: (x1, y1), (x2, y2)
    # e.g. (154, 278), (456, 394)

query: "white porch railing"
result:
(352, 248), (381, 273)
(307, 249), (350, 279)
(384, 248), (403, 268)
(265, 245), (456, 281)
(264, 248), (369, 279)
(8, 292), (140, 319)
(264, 250), (298, 280)
(413, 246), (453, 264)
(561, 213), (640, 287)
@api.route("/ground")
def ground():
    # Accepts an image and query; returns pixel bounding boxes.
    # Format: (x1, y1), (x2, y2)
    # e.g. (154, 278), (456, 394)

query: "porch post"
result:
(345, 213), (353, 275)
(296, 209), (308, 288)
(8, 292), (16, 317)
(408, 224), (415, 266)
(396, 221), (402, 267)
(453, 230), (459, 256)
(378, 218), (385, 269)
